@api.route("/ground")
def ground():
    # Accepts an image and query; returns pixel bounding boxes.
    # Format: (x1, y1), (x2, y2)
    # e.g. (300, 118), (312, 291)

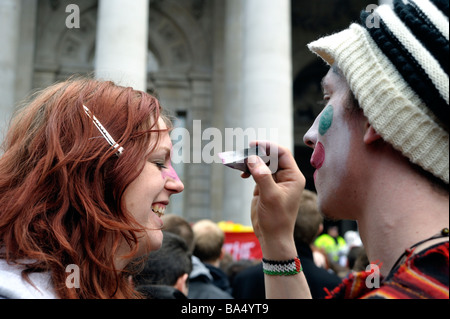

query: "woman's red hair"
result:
(0, 77), (168, 298)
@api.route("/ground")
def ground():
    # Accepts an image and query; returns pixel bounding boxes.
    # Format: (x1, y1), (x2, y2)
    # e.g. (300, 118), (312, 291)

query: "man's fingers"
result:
(249, 140), (297, 174)
(247, 155), (275, 190)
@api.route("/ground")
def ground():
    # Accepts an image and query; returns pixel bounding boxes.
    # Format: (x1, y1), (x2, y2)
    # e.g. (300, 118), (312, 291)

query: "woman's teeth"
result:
(152, 204), (166, 218)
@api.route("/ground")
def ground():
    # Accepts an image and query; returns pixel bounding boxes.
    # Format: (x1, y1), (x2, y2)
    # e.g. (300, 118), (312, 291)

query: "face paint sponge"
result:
(218, 146), (270, 173)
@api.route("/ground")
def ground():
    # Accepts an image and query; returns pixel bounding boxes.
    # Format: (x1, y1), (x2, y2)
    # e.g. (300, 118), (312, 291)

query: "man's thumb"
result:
(247, 155), (275, 187)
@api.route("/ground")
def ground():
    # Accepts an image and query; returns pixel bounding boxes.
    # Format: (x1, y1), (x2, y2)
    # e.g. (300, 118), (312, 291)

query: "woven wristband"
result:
(262, 257), (302, 276)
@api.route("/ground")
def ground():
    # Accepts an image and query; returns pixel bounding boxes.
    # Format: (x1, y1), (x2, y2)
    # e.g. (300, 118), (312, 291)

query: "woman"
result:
(0, 78), (184, 298)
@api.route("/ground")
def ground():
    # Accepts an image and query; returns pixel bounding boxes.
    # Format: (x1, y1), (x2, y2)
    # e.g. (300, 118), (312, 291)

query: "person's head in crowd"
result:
(294, 189), (323, 245)
(192, 219), (225, 266)
(132, 231), (192, 298)
(162, 214), (195, 253)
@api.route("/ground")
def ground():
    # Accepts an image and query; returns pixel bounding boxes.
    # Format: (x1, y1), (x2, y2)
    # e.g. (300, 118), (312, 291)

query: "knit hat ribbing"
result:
(307, 0), (449, 184)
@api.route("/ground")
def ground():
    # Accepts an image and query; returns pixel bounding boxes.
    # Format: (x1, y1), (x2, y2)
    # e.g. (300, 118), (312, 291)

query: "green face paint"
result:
(319, 105), (333, 136)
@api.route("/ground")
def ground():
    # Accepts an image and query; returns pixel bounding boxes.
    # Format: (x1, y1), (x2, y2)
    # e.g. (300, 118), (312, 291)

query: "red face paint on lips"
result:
(311, 142), (325, 170)
(311, 142), (325, 182)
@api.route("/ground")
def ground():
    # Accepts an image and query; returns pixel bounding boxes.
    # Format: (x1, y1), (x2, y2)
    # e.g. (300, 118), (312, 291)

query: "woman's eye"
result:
(148, 159), (168, 170)
(154, 162), (168, 170)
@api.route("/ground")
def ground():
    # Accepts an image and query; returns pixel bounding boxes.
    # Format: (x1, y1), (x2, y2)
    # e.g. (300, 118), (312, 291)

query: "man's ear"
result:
(364, 123), (382, 145)
(174, 273), (189, 296)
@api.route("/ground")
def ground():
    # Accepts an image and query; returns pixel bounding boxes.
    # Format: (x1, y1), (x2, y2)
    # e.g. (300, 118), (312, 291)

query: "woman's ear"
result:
(364, 123), (382, 145)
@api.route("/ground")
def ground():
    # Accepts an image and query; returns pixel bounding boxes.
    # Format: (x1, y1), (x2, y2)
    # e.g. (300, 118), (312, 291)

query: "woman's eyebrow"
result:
(152, 146), (172, 158)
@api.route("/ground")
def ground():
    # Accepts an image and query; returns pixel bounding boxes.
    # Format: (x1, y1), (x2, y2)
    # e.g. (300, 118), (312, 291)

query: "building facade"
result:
(1, 0), (381, 225)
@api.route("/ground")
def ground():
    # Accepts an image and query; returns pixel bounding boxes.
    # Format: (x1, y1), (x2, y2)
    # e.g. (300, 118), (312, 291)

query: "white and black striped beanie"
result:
(308, 0), (449, 184)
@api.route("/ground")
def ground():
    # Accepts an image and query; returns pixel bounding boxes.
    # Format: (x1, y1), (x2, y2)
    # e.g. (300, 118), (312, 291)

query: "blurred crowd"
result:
(129, 189), (369, 299)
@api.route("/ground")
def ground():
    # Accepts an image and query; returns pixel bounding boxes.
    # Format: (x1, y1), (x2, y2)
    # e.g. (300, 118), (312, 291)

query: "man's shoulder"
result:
(363, 242), (449, 299)
(326, 242), (449, 299)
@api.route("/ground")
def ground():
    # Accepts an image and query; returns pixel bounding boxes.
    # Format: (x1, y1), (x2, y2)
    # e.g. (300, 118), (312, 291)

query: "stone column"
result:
(222, 0), (247, 225)
(95, 0), (149, 91)
(242, 0), (293, 151)
(242, 0), (293, 225)
(222, 0), (292, 225)
(15, 0), (38, 104)
(0, 0), (21, 143)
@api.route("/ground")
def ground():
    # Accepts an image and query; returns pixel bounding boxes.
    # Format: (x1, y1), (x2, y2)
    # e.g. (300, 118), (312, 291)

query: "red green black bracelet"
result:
(262, 257), (302, 276)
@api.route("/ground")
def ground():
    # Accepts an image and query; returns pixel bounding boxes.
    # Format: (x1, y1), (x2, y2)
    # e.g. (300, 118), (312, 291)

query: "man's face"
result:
(303, 66), (366, 220)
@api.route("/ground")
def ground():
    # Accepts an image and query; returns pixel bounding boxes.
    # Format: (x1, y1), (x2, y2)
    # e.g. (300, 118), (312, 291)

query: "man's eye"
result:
(318, 96), (330, 106)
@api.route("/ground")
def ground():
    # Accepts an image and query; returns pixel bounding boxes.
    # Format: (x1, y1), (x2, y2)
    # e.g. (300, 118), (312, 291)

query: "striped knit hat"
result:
(308, 0), (449, 184)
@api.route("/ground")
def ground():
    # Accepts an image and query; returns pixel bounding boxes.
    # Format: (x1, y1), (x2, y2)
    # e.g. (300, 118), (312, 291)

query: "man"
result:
(162, 214), (233, 299)
(192, 219), (233, 295)
(132, 231), (192, 299)
(245, 0), (448, 299)
(314, 224), (347, 266)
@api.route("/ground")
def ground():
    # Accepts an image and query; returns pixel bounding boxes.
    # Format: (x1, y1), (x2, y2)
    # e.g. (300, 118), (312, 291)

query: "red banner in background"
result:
(223, 231), (262, 261)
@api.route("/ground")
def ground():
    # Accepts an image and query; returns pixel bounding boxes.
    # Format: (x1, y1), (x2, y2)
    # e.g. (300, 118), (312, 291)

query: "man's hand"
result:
(243, 141), (305, 260)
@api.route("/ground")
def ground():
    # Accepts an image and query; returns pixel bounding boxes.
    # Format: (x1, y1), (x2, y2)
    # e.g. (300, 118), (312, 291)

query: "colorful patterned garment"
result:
(325, 242), (449, 299)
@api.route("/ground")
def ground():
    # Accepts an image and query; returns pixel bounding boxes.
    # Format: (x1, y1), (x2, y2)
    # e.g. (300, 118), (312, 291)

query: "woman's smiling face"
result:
(119, 117), (184, 263)
(303, 66), (366, 220)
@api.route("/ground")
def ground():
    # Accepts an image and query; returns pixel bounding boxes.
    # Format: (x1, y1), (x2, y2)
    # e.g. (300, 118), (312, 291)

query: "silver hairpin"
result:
(83, 105), (124, 156)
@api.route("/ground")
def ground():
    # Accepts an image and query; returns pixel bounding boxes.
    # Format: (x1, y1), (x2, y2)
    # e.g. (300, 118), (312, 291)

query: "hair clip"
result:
(83, 105), (124, 156)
